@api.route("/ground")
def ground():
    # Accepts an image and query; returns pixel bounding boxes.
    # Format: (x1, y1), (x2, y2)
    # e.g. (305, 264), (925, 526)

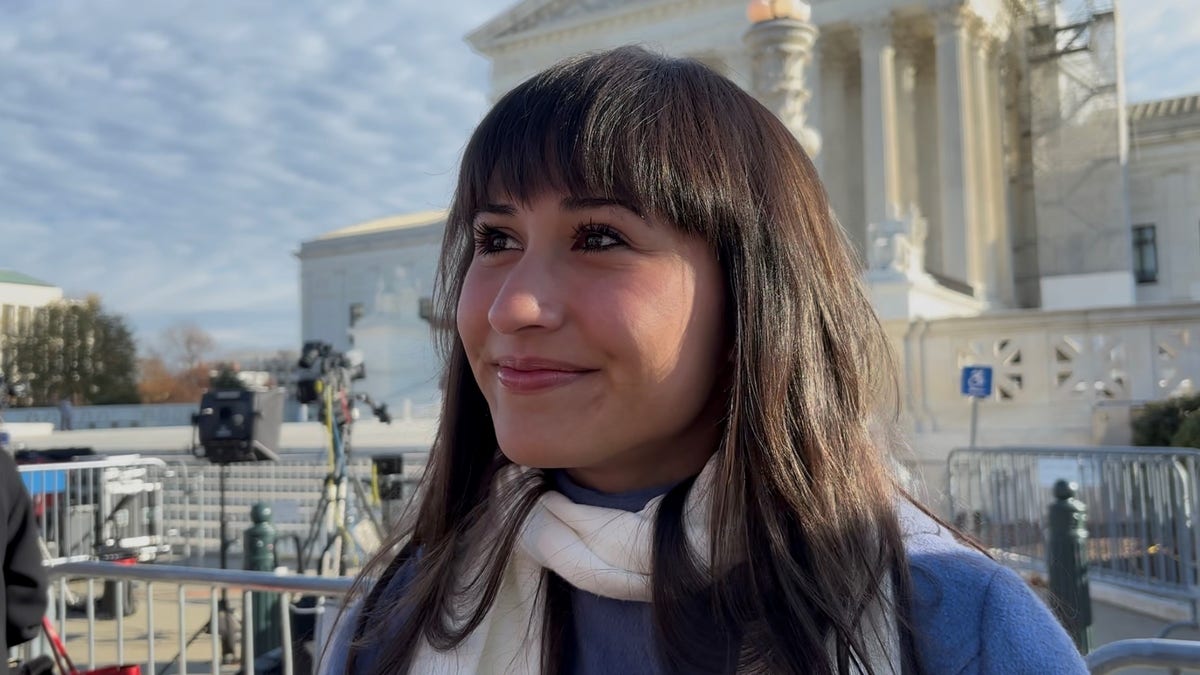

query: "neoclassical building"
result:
(298, 0), (1200, 486)
(0, 270), (63, 371)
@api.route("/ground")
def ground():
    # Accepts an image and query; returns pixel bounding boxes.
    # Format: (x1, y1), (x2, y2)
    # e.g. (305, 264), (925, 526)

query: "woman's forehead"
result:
(479, 170), (646, 215)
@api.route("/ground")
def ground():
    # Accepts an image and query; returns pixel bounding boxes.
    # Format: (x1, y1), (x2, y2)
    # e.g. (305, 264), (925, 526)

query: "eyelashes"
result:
(472, 223), (514, 256)
(571, 221), (626, 253)
(471, 220), (628, 256)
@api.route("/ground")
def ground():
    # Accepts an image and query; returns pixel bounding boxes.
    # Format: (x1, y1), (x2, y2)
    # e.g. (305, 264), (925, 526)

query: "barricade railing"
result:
(158, 454), (424, 566)
(34, 560), (354, 675)
(1086, 638), (1200, 674)
(17, 457), (173, 564)
(946, 446), (1200, 625)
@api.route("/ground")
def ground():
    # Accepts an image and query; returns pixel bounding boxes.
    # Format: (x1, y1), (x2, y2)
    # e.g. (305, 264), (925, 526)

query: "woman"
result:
(325, 46), (1086, 674)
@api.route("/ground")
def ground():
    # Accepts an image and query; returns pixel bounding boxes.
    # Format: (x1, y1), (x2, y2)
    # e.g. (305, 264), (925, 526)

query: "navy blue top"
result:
(324, 471), (1088, 674)
(548, 471), (677, 675)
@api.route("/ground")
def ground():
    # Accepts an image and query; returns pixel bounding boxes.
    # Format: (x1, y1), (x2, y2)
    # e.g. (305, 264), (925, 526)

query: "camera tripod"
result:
(159, 463), (240, 674)
(297, 381), (385, 576)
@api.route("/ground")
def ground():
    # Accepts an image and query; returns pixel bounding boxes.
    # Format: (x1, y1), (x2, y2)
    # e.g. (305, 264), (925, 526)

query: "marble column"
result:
(744, 18), (822, 158)
(969, 25), (996, 303)
(860, 16), (902, 229)
(915, 48), (942, 275)
(808, 40), (824, 174)
(894, 35), (920, 215)
(934, 6), (978, 287)
(820, 44), (854, 247)
(984, 42), (1014, 305)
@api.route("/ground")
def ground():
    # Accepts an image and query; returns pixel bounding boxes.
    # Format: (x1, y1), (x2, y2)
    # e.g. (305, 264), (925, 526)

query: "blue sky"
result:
(3, 0), (1199, 354)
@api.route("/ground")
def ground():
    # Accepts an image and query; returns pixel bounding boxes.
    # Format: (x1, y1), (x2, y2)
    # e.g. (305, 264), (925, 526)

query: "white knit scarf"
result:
(406, 457), (902, 674)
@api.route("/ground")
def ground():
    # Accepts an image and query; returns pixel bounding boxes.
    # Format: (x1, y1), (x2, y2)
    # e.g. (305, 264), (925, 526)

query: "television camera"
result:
(292, 341), (388, 581)
(295, 341), (390, 426)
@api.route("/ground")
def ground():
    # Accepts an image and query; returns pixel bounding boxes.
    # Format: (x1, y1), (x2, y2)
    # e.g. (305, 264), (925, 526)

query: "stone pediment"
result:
(468, 0), (656, 50)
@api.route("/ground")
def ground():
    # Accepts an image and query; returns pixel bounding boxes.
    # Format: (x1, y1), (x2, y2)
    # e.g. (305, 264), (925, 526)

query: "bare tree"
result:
(161, 321), (216, 372)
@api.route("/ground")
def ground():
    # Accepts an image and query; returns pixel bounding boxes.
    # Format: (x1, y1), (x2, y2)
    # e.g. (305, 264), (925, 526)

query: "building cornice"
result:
(297, 221), (446, 261)
(469, 0), (731, 56)
(1127, 94), (1200, 146)
(924, 301), (1200, 334)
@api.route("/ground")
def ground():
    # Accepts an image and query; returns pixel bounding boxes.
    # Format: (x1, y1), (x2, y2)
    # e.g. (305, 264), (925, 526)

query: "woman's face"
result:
(457, 190), (727, 492)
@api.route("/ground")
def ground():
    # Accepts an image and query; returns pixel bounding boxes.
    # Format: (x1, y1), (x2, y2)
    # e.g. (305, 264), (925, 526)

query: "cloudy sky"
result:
(3, 0), (1199, 354)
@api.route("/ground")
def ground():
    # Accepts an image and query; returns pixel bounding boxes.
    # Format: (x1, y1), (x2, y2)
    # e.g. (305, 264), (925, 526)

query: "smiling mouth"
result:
(494, 359), (596, 394)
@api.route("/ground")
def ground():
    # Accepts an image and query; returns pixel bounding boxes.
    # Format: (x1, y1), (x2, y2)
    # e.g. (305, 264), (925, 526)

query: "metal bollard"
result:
(244, 503), (281, 658)
(1047, 480), (1093, 654)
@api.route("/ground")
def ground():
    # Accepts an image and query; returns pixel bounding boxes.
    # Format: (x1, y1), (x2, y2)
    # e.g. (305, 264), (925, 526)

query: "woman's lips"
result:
(494, 359), (595, 394)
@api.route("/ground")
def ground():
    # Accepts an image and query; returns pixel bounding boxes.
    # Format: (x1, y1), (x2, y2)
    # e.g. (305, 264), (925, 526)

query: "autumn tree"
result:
(136, 321), (221, 403)
(162, 321), (215, 371)
(1, 296), (139, 406)
(137, 355), (210, 403)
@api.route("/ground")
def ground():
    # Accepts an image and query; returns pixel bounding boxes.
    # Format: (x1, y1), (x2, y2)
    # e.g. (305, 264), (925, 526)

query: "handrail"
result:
(948, 445), (1200, 460)
(17, 456), (169, 472)
(1086, 638), (1200, 673)
(47, 560), (355, 596)
(946, 444), (1200, 626)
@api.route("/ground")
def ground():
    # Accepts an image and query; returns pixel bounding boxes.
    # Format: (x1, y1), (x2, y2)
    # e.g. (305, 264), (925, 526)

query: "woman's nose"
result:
(487, 255), (564, 334)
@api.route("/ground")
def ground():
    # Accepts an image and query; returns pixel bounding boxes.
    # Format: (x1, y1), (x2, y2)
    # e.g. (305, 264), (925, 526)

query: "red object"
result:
(42, 617), (142, 675)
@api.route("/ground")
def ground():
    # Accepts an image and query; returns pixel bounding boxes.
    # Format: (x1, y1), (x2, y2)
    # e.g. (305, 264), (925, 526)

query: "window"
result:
(1133, 224), (1158, 284)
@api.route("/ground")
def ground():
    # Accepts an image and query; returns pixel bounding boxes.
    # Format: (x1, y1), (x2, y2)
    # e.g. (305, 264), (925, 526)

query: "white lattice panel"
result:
(1153, 325), (1200, 397)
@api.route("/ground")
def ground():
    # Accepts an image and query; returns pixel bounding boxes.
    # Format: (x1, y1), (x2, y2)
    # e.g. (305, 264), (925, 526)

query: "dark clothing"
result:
(548, 471), (675, 675)
(329, 471), (1087, 674)
(2, 451), (48, 674)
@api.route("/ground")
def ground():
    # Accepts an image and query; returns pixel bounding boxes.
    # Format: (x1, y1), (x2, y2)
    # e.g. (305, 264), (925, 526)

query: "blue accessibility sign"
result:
(961, 366), (993, 398)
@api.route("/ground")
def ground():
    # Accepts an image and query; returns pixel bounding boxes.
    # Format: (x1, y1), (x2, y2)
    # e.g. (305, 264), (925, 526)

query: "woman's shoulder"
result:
(898, 502), (1087, 674)
(319, 553), (421, 675)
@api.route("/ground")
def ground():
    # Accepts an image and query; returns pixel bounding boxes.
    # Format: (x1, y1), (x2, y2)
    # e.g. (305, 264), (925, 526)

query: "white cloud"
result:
(1120, 0), (1200, 102)
(1, 0), (495, 351)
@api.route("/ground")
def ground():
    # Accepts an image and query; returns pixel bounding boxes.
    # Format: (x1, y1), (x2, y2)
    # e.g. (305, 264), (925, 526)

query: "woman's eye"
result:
(473, 226), (518, 256)
(574, 224), (624, 252)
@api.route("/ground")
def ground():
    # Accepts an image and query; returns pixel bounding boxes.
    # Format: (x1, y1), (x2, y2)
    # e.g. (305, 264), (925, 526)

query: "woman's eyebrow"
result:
(560, 196), (643, 218)
(471, 203), (517, 221)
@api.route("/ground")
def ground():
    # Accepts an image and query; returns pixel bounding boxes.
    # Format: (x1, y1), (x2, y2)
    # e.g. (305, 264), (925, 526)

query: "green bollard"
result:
(244, 503), (281, 658)
(1047, 480), (1092, 654)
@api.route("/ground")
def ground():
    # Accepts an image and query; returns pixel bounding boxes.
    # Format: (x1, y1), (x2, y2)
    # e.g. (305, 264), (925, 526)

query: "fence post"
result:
(1048, 479), (1093, 654)
(244, 503), (281, 658)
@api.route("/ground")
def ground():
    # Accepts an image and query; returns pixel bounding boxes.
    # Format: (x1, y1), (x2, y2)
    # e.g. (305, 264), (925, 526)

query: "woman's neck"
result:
(563, 444), (716, 494)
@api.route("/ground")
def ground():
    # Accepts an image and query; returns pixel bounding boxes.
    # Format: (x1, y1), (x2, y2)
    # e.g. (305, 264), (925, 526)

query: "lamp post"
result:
(744, 0), (822, 158)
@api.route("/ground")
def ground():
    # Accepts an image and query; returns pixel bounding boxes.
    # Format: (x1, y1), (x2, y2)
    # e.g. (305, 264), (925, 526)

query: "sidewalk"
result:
(46, 579), (332, 675)
(1090, 600), (1200, 674)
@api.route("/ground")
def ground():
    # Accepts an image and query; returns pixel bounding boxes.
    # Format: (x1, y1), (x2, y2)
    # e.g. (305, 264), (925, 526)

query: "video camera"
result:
(294, 340), (390, 426)
(295, 340), (365, 405)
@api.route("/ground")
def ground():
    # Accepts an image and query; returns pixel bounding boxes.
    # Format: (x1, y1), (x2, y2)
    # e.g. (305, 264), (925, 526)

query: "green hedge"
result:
(1131, 393), (1200, 447)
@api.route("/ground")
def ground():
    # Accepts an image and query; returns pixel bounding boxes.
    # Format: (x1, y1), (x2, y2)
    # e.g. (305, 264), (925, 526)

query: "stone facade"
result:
(295, 212), (445, 409)
(298, 0), (1200, 487)
(0, 271), (63, 370)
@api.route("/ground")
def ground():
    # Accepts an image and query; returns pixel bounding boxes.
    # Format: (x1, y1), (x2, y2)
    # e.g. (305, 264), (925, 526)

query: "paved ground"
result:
(1090, 601), (1200, 675)
(38, 579), (334, 675)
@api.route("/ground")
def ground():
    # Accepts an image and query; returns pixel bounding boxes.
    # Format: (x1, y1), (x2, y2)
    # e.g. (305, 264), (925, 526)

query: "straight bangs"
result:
(448, 47), (764, 256)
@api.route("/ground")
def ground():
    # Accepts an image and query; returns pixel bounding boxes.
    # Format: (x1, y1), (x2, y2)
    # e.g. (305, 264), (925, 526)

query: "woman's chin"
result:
(497, 441), (581, 470)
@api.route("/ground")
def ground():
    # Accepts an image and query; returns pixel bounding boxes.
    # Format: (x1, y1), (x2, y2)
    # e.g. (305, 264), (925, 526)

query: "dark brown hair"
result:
(346, 45), (918, 674)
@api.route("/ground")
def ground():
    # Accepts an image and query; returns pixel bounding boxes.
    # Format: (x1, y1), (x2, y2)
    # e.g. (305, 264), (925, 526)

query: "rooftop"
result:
(0, 270), (55, 287)
(314, 210), (447, 241)
(1129, 93), (1200, 122)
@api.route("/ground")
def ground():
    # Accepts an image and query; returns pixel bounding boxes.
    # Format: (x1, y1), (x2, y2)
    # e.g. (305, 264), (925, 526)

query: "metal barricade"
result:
(38, 560), (354, 675)
(946, 446), (1200, 628)
(1086, 638), (1200, 673)
(158, 457), (387, 566)
(17, 456), (173, 563)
